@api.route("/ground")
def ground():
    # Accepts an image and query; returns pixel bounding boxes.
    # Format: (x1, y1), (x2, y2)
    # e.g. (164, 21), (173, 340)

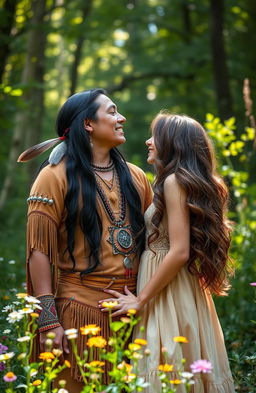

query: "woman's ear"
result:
(84, 119), (93, 132)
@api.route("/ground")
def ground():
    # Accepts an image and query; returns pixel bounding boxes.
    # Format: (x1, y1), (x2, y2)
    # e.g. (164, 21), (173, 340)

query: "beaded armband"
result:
(37, 294), (61, 333)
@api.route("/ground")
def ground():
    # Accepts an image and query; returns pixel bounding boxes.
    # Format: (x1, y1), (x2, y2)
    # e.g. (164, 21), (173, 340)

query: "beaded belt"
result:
(58, 271), (137, 293)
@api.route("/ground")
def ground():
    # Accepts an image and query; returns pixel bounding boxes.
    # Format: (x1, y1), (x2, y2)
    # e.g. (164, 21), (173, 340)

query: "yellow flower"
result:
(39, 352), (55, 360)
(117, 361), (133, 373)
(170, 379), (182, 384)
(128, 343), (141, 351)
(87, 336), (107, 348)
(64, 360), (71, 368)
(30, 312), (39, 318)
(101, 301), (118, 309)
(16, 293), (28, 299)
(158, 364), (174, 372)
(89, 361), (105, 367)
(80, 324), (101, 336)
(134, 338), (147, 346)
(173, 336), (188, 343)
(32, 380), (42, 386)
(127, 309), (136, 315)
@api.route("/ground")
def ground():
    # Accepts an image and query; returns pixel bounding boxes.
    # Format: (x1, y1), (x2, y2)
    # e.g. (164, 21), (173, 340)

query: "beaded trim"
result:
(95, 169), (126, 225)
(37, 294), (61, 333)
(27, 195), (54, 205)
(92, 160), (114, 172)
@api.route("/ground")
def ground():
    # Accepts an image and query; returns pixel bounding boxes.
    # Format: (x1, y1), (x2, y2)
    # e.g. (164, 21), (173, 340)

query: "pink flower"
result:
(190, 359), (212, 374)
(3, 371), (17, 382)
(250, 282), (256, 286)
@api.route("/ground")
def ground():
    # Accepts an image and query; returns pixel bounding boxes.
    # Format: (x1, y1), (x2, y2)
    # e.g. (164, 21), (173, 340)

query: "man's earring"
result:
(89, 133), (93, 148)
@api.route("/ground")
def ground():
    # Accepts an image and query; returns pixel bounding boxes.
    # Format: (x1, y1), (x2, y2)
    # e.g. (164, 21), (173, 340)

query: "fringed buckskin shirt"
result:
(26, 159), (153, 294)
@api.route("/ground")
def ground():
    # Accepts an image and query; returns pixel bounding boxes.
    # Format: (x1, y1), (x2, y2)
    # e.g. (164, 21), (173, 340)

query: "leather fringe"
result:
(56, 297), (114, 384)
(26, 212), (59, 295)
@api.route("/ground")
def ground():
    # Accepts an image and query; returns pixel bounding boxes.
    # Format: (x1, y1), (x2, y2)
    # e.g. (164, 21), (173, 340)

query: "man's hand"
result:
(40, 325), (70, 362)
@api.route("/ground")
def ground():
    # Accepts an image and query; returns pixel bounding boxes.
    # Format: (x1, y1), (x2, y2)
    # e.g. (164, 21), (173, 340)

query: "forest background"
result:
(0, 0), (255, 391)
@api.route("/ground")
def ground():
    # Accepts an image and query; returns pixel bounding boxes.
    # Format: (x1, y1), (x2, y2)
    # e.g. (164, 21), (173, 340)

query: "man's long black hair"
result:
(55, 88), (145, 274)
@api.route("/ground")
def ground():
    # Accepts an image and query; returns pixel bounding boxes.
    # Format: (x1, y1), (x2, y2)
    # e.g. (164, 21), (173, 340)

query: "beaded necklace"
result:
(95, 168), (136, 276)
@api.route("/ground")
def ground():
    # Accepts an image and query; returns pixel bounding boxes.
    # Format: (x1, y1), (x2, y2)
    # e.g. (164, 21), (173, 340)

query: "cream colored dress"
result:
(133, 204), (235, 393)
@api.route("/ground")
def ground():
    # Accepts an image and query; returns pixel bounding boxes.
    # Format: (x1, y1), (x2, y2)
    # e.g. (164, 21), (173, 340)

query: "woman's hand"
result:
(98, 286), (142, 317)
(40, 325), (70, 362)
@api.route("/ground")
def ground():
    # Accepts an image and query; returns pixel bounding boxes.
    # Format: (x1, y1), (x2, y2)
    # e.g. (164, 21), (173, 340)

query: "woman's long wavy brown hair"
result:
(149, 113), (233, 296)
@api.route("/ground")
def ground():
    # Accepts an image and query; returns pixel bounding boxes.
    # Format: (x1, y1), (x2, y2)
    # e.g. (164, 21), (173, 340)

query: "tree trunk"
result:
(0, 0), (18, 83)
(209, 0), (233, 120)
(69, 0), (93, 96)
(0, 0), (48, 211)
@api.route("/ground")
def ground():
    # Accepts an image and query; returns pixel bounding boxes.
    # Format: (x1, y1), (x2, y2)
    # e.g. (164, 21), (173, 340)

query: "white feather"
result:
(49, 142), (67, 165)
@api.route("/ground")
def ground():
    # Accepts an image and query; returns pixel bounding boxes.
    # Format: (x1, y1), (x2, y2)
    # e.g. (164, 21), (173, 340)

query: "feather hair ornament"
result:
(17, 137), (62, 162)
(49, 141), (67, 166)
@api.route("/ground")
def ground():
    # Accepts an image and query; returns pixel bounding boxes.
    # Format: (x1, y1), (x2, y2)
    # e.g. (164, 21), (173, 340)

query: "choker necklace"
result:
(95, 169), (136, 277)
(92, 160), (114, 172)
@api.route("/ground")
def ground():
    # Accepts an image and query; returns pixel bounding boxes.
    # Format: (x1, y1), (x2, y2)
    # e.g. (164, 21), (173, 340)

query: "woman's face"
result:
(145, 135), (157, 164)
(88, 94), (126, 149)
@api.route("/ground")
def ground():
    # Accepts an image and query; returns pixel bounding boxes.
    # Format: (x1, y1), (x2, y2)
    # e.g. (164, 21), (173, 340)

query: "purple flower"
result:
(190, 359), (213, 374)
(250, 282), (256, 286)
(3, 372), (17, 382)
(0, 362), (5, 371)
(0, 343), (8, 354)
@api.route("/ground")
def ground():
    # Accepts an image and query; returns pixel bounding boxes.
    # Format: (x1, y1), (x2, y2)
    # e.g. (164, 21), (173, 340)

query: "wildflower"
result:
(80, 324), (101, 336)
(0, 362), (5, 371)
(58, 389), (69, 393)
(0, 352), (15, 361)
(58, 379), (67, 388)
(121, 317), (131, 323)
(3, 371), (17, 382)
(6, 311), (23, 323)
(144, 348), (151, 355)
(90, 373), (100, 380)
(25, 295), (41, 304)
(17, 353), (26, 360)
(117, 361), (133, 373)
(127, 309), (136, 315)
(159, 364), (174, 372)
(0, 343), (8, 354)
(180, 371), (194, 379)
(30, 369), (38, 377)
(250, 282), (256, 286)
(134, 338), (147, 346)
(2, 305), (13, 313)
(170, 379), (181, 384)
(123, 373), (136, 382)
(16, 293), (27, 299)
(190, 359), (213, 374)
(173, 336), (188, 343)
(89, 361), (105, 367)
(87, 336), (107, 348)
(32, 380), (42, 386)
(64, 328), (78, 340)
(128, 343), (141, 351)
(19, 307), (34, 314)
(65, 360), (71, 368)
(17, 335), (30, 342)
(161, 346), (168, 353)
(132, 352), (143, 359)
(3, 329), (11, 335)
(53, 349), (63, 357)
(101, 301), (118, 309)
(39, 352), (55, 360)
(8, 260), (15, 265)
(30, 312), (39, 318)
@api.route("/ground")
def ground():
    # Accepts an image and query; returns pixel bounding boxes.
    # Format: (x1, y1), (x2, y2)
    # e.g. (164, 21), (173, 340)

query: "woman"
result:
(100, 113), (235, 392)
(18, 89), (153, 392)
